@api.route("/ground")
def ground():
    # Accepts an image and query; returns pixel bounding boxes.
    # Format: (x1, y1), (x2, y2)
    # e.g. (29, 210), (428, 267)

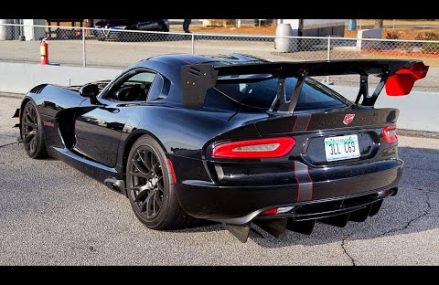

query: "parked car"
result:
(14, 53), (428, 242)
(93, 19), (169, 41)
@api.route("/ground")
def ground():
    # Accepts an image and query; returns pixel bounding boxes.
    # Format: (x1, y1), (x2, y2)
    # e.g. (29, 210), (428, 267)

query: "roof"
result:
(134, 53), (269, 69)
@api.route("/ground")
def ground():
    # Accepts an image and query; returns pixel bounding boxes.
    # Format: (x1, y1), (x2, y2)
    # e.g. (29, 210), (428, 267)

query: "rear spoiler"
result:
(181, 59), (428, 112)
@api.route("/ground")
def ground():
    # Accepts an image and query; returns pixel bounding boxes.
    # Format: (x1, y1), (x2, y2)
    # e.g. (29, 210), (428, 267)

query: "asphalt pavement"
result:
(0, 95), (438, 265)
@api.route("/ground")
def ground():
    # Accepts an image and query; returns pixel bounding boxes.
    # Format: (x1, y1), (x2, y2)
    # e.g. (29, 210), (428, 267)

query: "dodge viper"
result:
(14, 53), (428, 242)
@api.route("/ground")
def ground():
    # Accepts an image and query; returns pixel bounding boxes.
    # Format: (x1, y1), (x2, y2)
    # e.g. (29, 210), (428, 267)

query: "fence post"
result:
(82, 26), (86, 67)
(191, 33), (195, 55)
(327, 35), (331, 61)
(324, 35), (333, 85)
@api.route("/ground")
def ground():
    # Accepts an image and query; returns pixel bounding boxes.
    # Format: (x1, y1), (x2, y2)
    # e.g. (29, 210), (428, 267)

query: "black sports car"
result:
(14, 53), (428, 242)
(93, 19), (169, 41)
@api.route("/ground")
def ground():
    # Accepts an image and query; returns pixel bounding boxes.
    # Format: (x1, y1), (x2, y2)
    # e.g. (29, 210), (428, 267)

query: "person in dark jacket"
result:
(183, 19), (191, 33)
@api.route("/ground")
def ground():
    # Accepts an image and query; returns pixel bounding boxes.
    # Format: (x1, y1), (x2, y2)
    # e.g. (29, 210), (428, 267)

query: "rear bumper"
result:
(176, 159), (403, 224)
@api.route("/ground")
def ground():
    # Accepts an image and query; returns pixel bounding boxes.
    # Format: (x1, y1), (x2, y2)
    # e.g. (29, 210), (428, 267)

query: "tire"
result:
(20, 100), (47, 159)
(126, 135), (193, 230)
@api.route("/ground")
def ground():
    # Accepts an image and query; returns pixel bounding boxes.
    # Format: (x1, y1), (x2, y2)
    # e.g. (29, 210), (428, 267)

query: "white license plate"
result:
(324, 135), (360, 162)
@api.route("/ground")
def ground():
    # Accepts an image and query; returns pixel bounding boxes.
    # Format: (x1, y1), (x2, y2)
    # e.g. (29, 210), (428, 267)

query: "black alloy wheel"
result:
(126, 135), (193, 230)
(21, 101), (47, 158)
(128, 146), (165, 219)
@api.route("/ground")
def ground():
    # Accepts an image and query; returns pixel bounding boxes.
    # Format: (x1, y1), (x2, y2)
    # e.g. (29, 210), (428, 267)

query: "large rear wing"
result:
(180, 59), (428, 112)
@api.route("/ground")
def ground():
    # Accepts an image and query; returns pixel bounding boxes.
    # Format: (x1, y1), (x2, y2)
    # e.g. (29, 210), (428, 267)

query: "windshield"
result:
(209, 76), (347, 111)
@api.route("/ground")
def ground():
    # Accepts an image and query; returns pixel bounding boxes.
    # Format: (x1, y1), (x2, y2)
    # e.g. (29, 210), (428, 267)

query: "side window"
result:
(146, 75), (165, 101)
(107, 71), (156, 102)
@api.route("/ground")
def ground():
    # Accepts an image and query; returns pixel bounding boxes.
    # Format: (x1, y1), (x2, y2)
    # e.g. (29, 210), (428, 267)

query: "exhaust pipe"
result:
(104, 178), (125, 194)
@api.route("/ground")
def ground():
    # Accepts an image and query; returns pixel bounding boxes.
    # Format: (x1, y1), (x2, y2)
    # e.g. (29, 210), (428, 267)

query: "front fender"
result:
(25, 84), (87, 117)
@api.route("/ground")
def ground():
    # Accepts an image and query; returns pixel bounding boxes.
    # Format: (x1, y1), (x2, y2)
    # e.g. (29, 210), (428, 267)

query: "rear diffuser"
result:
(286, 220), (316, 235)
(254, 218), (288, 238)
(369, 200), (383, 216)
(225, 224), (250, 243)
(349, 206), (372, 222)
(225, 200), (386, 242)
(320, 213), (351, 227)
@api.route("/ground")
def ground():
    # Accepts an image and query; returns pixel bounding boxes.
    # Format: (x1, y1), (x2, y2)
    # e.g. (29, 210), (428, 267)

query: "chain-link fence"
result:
(1, 23), (438, 90)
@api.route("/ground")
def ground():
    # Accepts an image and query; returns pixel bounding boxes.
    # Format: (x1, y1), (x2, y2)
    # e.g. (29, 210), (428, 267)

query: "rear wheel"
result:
(20, 101), (47, 159)
(126, 135), (192, 230)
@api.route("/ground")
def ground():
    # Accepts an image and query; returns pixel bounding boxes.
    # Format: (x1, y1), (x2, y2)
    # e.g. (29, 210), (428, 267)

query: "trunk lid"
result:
(232, 106), (399, 166)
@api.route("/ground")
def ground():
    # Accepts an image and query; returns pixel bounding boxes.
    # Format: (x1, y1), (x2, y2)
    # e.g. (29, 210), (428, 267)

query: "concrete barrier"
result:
(0, 62), (122, 94)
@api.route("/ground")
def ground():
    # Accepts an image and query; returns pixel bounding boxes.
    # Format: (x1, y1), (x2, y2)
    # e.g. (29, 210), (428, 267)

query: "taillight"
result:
(212, 137), (295, 159)
(260, 206), (294, 216)
(261, 208), (278, 216)
(382, 126), (398, 143)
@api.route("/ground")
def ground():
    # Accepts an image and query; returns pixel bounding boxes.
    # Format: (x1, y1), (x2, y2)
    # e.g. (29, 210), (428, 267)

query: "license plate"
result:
(324, 135), (360, 162)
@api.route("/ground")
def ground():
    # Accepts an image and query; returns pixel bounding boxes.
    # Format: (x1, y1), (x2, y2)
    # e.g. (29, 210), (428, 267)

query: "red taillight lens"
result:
(261, 208), (278, 216)
(382, 126), (398, 143)
(260, 206), (294, 216)
(212, 137), (295, 159)
(385, 62), (429, 96)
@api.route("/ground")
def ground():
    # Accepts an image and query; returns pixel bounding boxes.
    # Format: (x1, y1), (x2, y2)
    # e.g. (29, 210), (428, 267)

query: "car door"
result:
(74, 70), (159, 167)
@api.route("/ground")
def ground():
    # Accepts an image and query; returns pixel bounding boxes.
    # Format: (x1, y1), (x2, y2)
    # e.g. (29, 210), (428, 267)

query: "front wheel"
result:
(126, 135), (193, 230)
(20, 100), (47, 159)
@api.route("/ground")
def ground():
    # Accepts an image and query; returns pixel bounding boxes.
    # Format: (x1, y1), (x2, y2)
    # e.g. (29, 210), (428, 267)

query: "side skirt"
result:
(50, 147), (124, 190)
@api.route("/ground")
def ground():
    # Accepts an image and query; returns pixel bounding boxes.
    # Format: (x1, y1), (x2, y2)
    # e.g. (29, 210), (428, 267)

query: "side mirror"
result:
(79, 83), (100, 98)
(79, 83), (100, 104)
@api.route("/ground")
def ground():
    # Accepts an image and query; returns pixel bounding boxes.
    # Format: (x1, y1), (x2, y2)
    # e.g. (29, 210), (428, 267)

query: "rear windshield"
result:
(209, 76), (347, 111)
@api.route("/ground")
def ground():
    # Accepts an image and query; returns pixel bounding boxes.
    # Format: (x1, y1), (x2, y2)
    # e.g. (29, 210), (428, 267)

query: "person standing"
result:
(183, 19), (191, 33)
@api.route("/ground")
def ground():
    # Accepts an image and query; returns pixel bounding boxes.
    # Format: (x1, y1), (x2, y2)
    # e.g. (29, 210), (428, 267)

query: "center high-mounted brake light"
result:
(212, 137), (295, 159)
(382, 125), (398, 143)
